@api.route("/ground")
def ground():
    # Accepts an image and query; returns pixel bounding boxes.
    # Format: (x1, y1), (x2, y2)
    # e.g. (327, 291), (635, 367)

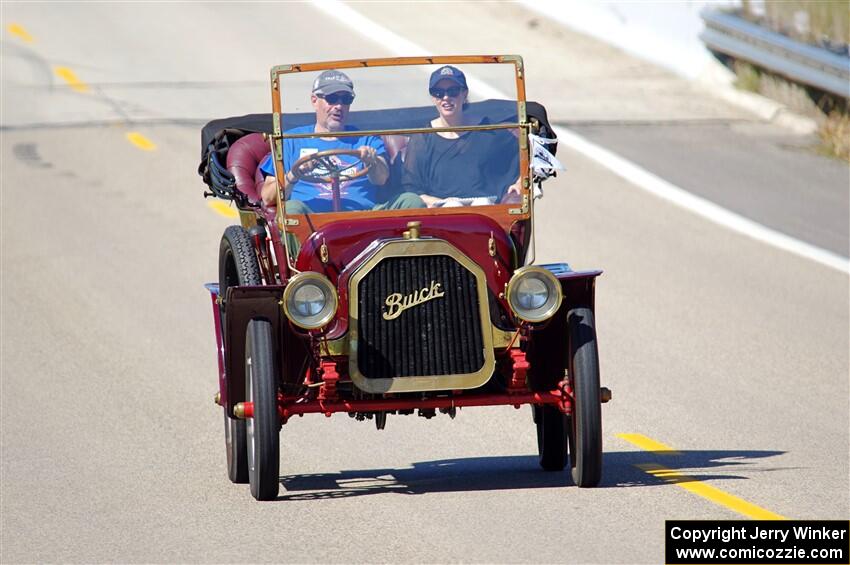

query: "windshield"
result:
(267, 57), (530, 236)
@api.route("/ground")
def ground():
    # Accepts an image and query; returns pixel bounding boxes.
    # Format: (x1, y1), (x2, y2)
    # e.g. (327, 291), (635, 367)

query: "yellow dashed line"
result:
(208, 200), (238, 219)
(125, 132), (157, 151)
(53, 66), (89, 93)
(617, 433), (681, 455)
(622, 432), (786, 520)
(7, 23), (34, 43)
(635, 463), (786, 520)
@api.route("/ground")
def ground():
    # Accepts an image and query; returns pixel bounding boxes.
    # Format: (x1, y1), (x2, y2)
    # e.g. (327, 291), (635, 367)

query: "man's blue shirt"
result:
(259, 125), (387, 212)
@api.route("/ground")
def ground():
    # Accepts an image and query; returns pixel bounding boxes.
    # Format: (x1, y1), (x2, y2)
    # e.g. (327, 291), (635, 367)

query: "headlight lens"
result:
(283, 273), (338, 330)
(293, 284), (325, 317)
(507, 267), (562, 323)
(516, 277), (549, 310)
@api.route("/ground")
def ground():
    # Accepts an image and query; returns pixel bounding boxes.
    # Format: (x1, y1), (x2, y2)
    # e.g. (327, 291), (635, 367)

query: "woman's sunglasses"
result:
(429, 86), (463, 98)
(317, 92), (355, 105)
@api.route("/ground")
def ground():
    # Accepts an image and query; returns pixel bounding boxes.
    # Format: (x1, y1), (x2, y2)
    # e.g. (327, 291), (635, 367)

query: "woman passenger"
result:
(401, 65), (521, 207)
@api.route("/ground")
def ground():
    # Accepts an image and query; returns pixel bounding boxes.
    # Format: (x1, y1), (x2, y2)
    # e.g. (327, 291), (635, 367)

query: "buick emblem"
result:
(383, 280), (445, 320)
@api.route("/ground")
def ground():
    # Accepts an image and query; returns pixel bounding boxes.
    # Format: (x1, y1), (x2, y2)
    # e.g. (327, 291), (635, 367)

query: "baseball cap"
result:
(312, 70), (354, 95)
(429, 65), (467, 90)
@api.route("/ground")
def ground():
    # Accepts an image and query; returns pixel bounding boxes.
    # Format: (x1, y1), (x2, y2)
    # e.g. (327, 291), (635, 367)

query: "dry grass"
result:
(733, 61), (761, 92)
(732, 61), (823, 118)
(730, 61), (850, 161)
(758, 73), (823, 118)
(728, 2), (849, 160)
(819, 111), (850, 162)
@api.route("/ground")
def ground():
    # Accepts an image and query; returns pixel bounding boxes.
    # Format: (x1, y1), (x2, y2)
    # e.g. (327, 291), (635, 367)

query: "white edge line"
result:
(311, 0), (850, 276)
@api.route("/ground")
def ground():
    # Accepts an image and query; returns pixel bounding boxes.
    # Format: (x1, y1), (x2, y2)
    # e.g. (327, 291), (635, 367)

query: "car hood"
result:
(295, 213), (517, 339)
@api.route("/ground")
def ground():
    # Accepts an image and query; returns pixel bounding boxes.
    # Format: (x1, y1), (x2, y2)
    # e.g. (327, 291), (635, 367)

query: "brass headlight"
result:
(282, 272), (338, 330)
(506, 266), (562, 323)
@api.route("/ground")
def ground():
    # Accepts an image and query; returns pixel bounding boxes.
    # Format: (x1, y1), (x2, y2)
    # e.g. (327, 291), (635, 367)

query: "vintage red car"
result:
(198, 56), (609, 501)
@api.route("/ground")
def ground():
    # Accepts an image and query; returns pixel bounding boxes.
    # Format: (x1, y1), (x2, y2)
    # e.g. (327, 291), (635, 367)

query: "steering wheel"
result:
(289, 148), (371, 184)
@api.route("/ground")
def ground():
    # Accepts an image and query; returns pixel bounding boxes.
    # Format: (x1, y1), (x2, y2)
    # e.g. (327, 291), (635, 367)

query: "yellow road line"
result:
(125, 132), (157, 151)
(617, 433), (681, 455)
(635, 463), (786, 520)
(53, 67), (89, 93)
(7, 23), (34, 43)
(208, 200), (238, 219)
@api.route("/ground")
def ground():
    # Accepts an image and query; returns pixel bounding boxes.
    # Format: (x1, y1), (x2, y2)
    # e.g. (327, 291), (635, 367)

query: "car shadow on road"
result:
(276, 449), (786, 501)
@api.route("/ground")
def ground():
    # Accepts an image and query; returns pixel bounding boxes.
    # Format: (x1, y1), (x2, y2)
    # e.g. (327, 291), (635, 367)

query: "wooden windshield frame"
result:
(268, 55), (531, 247)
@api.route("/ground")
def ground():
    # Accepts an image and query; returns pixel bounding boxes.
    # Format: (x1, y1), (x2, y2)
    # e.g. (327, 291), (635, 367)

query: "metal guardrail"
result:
(700, 9), (850, 98)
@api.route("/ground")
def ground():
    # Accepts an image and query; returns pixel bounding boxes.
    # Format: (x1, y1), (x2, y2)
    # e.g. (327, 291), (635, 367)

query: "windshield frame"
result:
(266, 55), (532, 261)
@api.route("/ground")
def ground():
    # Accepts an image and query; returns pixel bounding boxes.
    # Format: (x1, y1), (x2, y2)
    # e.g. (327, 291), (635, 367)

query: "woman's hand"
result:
(500, 177), (522, 204)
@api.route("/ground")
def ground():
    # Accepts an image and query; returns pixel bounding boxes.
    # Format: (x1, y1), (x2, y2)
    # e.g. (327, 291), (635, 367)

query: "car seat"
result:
(225, 132), (270, 205)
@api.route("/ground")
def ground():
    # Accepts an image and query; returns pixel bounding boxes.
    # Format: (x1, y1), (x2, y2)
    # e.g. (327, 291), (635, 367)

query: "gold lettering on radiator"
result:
(383, 280), (446, 320)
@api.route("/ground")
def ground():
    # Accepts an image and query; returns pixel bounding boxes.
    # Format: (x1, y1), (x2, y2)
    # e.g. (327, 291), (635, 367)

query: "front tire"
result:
(245, 319), (280, 501)
(567, 307), (602, 487)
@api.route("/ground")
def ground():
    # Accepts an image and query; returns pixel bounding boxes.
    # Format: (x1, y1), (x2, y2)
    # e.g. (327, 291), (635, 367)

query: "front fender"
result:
(526, 269), (602, 391)
(222, 285), (309, 415)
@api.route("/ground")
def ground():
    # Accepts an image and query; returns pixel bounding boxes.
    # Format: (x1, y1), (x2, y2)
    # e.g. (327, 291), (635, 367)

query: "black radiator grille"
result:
(357, 255), (485, 379)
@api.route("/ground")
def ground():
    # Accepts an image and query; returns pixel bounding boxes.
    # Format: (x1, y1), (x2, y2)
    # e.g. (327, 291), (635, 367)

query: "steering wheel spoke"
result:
(289, 148), (371, 185)
(287, 148), (375, 212)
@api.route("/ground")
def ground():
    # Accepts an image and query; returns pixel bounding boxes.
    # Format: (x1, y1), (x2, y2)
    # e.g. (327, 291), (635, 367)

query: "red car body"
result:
(199, 56), (608, 501)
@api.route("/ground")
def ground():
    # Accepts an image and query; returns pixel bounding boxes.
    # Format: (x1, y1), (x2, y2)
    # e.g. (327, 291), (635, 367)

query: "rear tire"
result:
(224, 411), (248, 483)
(567, 307), (602, 487)
(245, 319), (280, 501)
(535, 405), (568, 471)
(218, 226), (261, 484)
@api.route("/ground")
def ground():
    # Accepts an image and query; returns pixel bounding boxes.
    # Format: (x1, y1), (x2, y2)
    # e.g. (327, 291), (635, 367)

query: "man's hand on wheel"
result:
(358, 146), (378, 167)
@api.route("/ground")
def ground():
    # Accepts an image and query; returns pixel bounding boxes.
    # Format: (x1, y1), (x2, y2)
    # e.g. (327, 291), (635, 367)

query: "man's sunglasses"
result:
(317, 92), (355, 105)
(429, 86), (463, 98)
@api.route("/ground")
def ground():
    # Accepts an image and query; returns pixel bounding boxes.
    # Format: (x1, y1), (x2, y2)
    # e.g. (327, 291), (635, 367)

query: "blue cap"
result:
(429, 65), (467, 90)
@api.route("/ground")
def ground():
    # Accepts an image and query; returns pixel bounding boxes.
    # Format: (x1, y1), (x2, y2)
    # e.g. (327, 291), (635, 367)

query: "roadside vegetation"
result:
(733, 61), (849, 162)
(733, 1), (849, 162)
(740, 0), (848, 51)
(818, 110), (850, 161)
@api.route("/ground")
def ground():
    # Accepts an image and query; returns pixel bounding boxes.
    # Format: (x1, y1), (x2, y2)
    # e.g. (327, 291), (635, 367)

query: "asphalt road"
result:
(2, 2), (848, 563)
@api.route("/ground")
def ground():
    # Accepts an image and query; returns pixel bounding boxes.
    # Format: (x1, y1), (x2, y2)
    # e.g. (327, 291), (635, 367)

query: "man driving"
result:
(259, 70), (422, 212)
